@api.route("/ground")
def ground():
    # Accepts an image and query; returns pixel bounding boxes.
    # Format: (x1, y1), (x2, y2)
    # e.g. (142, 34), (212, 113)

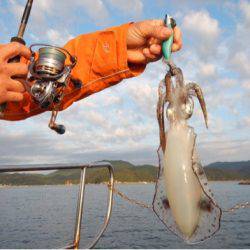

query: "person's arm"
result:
(58, 23), (147, 111)
(1, 20), (182, 121)
(60, 20), (181, 110)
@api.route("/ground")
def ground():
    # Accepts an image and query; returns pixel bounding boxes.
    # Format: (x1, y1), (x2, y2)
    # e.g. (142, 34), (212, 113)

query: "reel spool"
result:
(25, 44), (79, 134)
(35, 47), (66, 77)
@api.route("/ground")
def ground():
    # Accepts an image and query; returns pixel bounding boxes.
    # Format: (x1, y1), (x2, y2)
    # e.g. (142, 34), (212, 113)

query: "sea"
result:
(0, 182), (249, 249)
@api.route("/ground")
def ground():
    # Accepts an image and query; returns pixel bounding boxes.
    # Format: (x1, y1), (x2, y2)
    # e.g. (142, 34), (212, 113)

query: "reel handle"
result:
(162, 14), (176, 61)
(49, 124), (66, 135)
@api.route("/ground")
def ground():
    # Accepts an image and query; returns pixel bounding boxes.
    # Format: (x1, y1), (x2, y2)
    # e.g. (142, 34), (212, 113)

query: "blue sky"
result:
(0, 0), (249, 166)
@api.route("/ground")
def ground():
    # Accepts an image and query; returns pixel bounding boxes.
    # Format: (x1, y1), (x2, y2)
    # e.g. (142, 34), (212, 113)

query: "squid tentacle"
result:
(186, 82), (208, 128)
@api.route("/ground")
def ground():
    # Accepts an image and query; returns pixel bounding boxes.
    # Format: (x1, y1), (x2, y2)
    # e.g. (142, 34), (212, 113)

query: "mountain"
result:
(0, 160), (249, 186)
(205, 161), (250, 180)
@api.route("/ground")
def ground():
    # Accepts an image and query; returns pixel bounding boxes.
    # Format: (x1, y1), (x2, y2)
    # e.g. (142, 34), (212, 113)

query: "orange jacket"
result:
(1, 23), (145, 121)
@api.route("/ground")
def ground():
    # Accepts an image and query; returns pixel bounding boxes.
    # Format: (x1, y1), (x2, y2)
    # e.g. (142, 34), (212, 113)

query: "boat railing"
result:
(0, 162), (114, 249)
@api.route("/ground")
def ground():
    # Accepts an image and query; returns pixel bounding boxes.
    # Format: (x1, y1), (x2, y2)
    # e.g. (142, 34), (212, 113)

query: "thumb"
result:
(143, 24), (172, 41)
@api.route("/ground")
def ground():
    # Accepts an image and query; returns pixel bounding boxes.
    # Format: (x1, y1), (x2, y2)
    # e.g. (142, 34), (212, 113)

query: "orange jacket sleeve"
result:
(1, 23), (145, 121)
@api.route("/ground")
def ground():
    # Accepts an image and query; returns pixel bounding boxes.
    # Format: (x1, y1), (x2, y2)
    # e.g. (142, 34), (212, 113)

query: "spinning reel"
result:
(25, 44), (79, 134)
(0, 0), (82, 134)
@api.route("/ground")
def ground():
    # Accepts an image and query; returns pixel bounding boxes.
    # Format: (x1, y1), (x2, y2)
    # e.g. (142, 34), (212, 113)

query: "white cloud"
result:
(182, 10), (220, 38)
(108, 0), (143, 17)
(8, 0), (24, 20)
(218, 78), (237, 88)
(181, 10), (220, 58)
(199, 139), (250, 164)
(226, 1), (250, 79)
(231, 52), (250, 78)
(75, 0), (110, 25)
(239, 0), (250, 24)
(8, 0), (110, 43)
(242, 80), (250, 90)
(85, 111), (106, 127)
(237, 116), (250, 128)
(46, 28), (74, 46)
(199, 62), (217, 78)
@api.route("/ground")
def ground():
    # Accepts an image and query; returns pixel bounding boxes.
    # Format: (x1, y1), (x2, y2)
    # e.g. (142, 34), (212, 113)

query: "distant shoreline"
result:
(1, 160), (249, 186)
(1, 180), (249, 188)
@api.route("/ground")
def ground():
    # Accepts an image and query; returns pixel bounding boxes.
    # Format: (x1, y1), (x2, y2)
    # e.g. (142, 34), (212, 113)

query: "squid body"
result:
(153, 62), (222, 244)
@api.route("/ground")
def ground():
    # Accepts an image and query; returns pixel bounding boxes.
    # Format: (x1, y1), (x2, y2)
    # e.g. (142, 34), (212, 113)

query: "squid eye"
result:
(181, 97), (194, 119)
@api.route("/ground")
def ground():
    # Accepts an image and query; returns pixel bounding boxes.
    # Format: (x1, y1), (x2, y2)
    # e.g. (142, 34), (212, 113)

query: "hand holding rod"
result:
(0, 0), (33, 113)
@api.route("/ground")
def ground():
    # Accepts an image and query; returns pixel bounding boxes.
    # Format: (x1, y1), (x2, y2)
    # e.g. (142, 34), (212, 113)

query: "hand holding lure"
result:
(152, 15), (222, 244)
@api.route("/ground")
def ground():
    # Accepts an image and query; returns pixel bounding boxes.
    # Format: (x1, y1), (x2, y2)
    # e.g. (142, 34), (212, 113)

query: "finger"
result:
(142, 23), (172, 41)
(172, 26), (182, 52)
(6, 79), (25, 92)
(150, 19), (164, 27)
(127, 49), (147, 64)
(0, 42), (31, 62)
(147, 37), (162, 46)
(5, 91), (24, 102)
(149, 44), (162, 56)
(143, 48), (160, 62)
(5, 63), (29, 77)
(15, 77), (27, 86)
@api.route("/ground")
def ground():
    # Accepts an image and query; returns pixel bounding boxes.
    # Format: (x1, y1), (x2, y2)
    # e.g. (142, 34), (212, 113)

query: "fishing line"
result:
(109, 184), (250, 214)
(2, 68), (130, 117)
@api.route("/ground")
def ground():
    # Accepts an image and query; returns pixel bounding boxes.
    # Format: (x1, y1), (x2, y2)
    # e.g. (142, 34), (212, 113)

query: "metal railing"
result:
(0, 162), (114, 249)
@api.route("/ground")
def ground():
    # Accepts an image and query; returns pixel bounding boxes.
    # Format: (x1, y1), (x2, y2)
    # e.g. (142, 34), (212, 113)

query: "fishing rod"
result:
(1, 0), (81, 134)
(10, 0), (33, 57)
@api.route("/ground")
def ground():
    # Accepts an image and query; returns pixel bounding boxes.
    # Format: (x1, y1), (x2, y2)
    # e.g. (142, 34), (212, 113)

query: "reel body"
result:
(25, 44), (79, 134)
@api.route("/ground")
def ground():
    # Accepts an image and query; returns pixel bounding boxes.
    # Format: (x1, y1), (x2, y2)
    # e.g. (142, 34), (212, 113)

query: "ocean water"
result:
(0, 182), (249, 249)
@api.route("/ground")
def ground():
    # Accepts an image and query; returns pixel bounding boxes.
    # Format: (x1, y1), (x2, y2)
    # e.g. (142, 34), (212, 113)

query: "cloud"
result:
(199, 63), (216, 78)
(230, 51), (250, 78)
(75, 0), (110, 25)
(108, 0), (143, 17)
(182, 10), (220, 38)
(8, 0), (110, 43)
(239, 0), (250, 24)
(181, 10), (220, 58)
(218, 78), (237, 88)
(198, 139), (250, 164)
(226, 1), (250, 79)
(46, 28), (74, 46)
(236, 116), (250, 128)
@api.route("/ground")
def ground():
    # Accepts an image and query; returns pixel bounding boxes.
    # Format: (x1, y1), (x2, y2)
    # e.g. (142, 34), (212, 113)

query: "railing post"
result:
(73, 167), (87, 249)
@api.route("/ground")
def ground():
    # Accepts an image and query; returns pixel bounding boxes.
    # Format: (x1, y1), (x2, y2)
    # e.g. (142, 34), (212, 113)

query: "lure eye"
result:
(181, 97), (194, 120)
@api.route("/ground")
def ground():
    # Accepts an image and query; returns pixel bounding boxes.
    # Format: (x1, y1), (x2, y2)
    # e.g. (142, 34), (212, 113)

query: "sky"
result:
(0, 0), (249, 166)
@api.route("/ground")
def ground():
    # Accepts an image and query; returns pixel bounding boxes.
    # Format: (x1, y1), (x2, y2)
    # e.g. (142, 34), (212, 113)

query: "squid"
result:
(153, 62), (222, 244)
